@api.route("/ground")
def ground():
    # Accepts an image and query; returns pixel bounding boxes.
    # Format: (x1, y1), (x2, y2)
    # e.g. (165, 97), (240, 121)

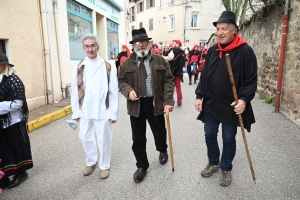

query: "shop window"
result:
(107, 19), (119, 60)
(67, 0), (92, 60)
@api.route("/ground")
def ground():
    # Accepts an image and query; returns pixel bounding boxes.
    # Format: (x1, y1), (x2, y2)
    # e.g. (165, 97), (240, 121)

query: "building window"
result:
(130, 7), (135, 22)
(146, 0), (155, 9)
(168, 0), (174, 5)
(158, 0), (162, 8)
(191, 12), (199, 28)
(162, 16), (167, 22)
(107, 19), (119, 60)
(149, 18), (153, 30)
(131, 25), (135, 31)
(137, 1), (144, 13)
(139, 22), (143, 28)
(67, 0), (92, 60)
(0, 40), (6, 54)
(169, 15), (175, 31)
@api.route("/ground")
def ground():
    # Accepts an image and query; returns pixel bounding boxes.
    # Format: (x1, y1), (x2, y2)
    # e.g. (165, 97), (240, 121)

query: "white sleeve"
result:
(162, 49), (174, 61)
(0, 100), (23, 115)
(107, 70), (119, 121)
(71, 67), (80, 119)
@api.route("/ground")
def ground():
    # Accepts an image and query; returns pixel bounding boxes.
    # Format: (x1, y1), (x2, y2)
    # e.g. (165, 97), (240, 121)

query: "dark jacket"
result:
(195, 43), (257, 132)
(168, 47), (185, 77)
(118, 52), (174, 117)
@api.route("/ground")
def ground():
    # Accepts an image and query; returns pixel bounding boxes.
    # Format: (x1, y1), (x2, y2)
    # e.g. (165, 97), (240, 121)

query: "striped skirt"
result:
(0, 121), (33, 178)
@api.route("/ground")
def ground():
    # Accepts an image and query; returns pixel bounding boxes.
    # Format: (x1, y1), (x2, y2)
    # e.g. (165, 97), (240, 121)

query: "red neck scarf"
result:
(217, 34), (247, 59)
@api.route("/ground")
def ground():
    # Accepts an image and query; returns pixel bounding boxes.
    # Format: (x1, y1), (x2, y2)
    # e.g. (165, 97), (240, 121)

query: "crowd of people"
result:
(0, 11), (257, 192)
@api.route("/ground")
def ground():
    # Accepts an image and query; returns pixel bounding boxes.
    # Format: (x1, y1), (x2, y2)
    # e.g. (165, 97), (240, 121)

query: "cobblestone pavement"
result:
(1, 74), (300, 200)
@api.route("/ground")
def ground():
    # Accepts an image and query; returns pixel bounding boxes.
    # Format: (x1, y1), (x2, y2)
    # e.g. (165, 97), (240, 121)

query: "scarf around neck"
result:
(217, 34), (247, 59)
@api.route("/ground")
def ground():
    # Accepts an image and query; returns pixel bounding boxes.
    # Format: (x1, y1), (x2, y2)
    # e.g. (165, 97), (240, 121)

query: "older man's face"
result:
(82, 39), (99, 59)
(133, 40), (150, 57)
(216, 22), (235, 45)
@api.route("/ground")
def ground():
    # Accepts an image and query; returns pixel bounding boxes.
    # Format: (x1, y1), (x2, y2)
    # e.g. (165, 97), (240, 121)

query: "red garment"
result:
(174, 76), (182, 104)
(172, 40), (182, 47)
(217, 34), (247, 59)
(152, 48), (161, 55)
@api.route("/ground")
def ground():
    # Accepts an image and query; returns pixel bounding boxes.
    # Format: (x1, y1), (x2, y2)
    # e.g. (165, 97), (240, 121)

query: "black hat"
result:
(0, 52), (14, 66)
(213, 11), (238, 29)
(129, 28), (152, 44)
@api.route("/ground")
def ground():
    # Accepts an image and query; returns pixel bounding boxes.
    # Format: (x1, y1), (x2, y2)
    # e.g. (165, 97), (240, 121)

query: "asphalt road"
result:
(1, 74), (300, 200)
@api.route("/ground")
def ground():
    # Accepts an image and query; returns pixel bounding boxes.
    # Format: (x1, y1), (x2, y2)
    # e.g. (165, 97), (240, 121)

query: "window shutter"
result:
(146, 0), (150, 9)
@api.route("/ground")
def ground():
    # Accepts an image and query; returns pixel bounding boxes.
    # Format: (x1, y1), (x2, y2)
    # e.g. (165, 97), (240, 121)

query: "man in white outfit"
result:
(71, 33), (119, 179)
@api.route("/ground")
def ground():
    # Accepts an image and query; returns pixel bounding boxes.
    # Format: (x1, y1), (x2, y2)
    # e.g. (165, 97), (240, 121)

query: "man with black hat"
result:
(194, 11), (257, 186)
(118, 28), (174, 183)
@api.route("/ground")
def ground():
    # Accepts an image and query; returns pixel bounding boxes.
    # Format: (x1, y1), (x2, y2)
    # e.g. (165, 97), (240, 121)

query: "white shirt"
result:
(0, 74), (24, 128)
(71, 56), (119, 121)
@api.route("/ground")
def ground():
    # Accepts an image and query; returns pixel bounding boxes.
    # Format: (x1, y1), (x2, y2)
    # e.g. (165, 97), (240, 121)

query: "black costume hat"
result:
(129, 28), (152, 44)
(213, 11), (238, 29)
(0, 52), (14, 67)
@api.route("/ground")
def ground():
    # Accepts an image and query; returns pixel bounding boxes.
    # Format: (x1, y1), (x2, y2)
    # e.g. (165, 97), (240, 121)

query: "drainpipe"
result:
(275, 0), (290, 112)
(45, 0), (58, 103)
(53, 0), (65, 99)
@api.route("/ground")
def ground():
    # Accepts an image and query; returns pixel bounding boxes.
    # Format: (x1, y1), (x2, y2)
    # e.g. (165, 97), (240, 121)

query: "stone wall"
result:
(207, 0), (300, 127)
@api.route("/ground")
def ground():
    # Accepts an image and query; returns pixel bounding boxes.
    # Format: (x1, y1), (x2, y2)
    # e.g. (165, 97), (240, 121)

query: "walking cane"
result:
(225, 53), (256, 183)
(166, 114), (175, 172)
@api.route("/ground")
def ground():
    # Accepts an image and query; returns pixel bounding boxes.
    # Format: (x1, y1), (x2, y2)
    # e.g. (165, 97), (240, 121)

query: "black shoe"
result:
(0, 177), (10, 189)
(8, 172), (28, 189)
(177, 104), (181, 108)
(159, 150), (168, 165)
(133, 168), (147, 183)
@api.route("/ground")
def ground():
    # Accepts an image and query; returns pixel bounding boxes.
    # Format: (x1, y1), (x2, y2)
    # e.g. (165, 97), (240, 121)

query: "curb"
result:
(27, 105), (72, 132)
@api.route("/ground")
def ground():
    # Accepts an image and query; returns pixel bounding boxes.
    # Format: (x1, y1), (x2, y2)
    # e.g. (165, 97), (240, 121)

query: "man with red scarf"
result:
(194, 11), (257, 187)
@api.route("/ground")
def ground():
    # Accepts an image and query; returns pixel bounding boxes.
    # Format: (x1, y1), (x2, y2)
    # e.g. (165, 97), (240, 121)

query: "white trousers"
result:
(79, 118), (113, 170)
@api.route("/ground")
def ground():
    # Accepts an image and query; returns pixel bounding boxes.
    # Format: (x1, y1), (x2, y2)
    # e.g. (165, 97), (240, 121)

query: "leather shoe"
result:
(8, 172), (28, 189)
(0, 177), (10, 189)
(159, 150), (168, 165)
(133, 168), (147, 183)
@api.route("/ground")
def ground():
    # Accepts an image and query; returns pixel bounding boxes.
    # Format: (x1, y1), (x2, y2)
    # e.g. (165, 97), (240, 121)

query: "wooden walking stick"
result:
(166, 114), (175, 172)
(225, 53), (256, 183)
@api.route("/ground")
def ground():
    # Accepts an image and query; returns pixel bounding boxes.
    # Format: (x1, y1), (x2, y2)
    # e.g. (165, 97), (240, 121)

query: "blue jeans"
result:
(204, 121), (237, 171)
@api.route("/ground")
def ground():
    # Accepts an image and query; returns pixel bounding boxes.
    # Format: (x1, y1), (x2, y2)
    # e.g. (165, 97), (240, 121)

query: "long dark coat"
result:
(195, 43), (257, 132)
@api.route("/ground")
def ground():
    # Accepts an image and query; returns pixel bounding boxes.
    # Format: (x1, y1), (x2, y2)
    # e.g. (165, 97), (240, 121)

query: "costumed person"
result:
(0, 53), (33, 189)
(162, 39), (185, 108)
(162, 45), (169, 56)
(151, 43), (161, 55)
(115, 45), (131, 74)
(187, 44), (202, 85)
(118, 28), (174, 183)
(194, 11), (257, 187)
(71, 33), (119, 179)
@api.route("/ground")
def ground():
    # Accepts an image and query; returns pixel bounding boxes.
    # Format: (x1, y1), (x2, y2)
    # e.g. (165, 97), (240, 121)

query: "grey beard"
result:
(134, 46), (150, 58)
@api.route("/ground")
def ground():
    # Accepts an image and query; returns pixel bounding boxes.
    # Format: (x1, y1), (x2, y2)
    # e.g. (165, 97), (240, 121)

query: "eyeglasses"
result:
(134, 40), (149, 45)
(84, 44), (98, 49)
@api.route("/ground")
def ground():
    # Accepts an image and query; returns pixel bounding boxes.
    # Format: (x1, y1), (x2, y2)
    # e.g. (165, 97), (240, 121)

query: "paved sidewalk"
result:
(2, 74), (300, 199)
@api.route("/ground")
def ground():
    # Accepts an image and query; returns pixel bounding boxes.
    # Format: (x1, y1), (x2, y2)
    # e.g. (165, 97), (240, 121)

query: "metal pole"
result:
(45, 0), (57, 103)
